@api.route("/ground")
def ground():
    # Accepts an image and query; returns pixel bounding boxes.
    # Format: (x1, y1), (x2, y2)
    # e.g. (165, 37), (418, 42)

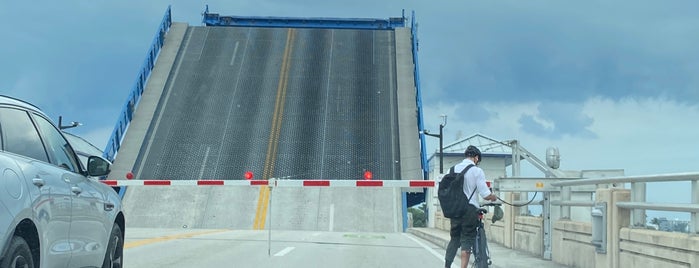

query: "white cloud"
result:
(424, 96), (697, 219)
(423, 96), (699, 176)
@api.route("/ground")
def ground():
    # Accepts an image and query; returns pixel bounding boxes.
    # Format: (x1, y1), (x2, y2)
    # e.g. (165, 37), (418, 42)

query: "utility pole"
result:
(422, 115), (447, 173)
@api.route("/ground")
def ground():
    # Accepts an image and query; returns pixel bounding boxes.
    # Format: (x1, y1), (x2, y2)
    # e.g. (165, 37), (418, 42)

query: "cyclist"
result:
(445, 145), (497, 268)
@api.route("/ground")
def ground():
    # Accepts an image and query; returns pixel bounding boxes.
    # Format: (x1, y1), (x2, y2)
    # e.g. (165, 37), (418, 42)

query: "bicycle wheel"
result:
(473, 227), (490, 268)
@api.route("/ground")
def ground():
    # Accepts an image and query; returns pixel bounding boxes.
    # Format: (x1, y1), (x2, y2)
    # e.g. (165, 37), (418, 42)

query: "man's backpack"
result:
(438, 164), (477, 219)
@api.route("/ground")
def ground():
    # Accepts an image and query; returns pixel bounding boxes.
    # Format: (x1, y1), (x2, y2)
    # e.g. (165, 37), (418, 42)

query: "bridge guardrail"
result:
(492, 172), (698, 261)
(102, 5), (172, 161)
(550, 172), (699, 233)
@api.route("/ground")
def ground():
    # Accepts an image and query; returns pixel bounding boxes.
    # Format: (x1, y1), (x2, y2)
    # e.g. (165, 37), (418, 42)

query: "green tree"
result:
(673, 222), (688, 233)
(650, 217), (661, 225)
(408, 203), (427, 227)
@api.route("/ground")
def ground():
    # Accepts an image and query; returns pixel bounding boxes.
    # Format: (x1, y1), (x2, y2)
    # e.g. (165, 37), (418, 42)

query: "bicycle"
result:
(471, 203), (500, 268)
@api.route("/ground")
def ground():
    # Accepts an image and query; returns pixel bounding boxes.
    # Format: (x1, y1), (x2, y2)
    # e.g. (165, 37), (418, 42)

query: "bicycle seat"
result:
(477, 208), (488, 215)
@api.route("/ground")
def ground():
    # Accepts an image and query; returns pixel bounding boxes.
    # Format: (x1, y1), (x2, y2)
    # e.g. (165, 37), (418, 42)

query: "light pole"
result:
(423, 115), (447, 173)
(58, 116), (81, 130)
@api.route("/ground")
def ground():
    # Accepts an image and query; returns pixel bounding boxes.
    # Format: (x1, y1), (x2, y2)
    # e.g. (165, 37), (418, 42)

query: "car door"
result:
(65, 175), (111, 267)
(0, 107), (73, 267)
(30, 113), (109, 267)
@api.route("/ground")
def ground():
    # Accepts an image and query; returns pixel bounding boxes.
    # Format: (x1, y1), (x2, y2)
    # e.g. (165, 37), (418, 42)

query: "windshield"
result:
(62, 131), (104, 170)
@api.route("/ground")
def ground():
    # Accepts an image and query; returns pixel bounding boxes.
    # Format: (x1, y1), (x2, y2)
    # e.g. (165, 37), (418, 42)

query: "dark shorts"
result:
(449, 205), (479, 251)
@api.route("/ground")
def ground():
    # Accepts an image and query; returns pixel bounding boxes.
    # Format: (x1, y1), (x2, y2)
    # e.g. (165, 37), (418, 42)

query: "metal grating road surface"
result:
(134, 26), (401, 182)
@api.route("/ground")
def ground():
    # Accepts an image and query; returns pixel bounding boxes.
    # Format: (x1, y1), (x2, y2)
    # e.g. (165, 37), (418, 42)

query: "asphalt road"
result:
(135, 26), (399, 182)
(122, 25), (407, 232)
(123, 228), (451, 268)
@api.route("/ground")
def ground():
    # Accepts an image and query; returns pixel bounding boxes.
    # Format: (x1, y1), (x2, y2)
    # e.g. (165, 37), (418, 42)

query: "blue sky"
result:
(1, 1), (698, 220)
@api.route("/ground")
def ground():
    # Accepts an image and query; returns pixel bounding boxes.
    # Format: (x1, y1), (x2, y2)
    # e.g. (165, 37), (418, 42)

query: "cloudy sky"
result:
(1, 1), (697, 220)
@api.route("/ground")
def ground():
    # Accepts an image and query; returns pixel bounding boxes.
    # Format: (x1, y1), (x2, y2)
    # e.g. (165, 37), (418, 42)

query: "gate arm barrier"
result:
(101, 179), (435, 188)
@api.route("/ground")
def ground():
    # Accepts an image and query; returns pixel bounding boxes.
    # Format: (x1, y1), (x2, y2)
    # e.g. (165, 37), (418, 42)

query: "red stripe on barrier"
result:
(250, 180), (268, 186)
(198, 180), (224, 185)
(409, 181), (434, 187)
(356, 180), (383, 187)
(102, 180), (117, 186)
(144, 180), (171, 186)
(303, 180), (330, 187)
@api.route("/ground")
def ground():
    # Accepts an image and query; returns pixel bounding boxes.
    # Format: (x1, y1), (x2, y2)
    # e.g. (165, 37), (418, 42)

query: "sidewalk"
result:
(408, 228), (568, 268)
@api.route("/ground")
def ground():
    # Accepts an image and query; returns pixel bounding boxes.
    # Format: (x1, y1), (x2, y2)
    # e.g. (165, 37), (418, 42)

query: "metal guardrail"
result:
(202, 5), (405, 30)
(551, 172), (699, 233)
(412, 11), (428, 183)
(102, 6), (172, 161)
(493, 172), (699, 260)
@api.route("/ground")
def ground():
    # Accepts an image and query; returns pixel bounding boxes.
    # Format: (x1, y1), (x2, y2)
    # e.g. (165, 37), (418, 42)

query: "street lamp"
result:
(58, 116), (81, 130)
(422, 115), (447, 173)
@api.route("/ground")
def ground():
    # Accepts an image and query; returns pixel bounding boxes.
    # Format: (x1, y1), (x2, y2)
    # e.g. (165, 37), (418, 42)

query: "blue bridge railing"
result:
(202, 5), (405, 30)
(103, 6), (172, 161)
(412, 11), (428, 182)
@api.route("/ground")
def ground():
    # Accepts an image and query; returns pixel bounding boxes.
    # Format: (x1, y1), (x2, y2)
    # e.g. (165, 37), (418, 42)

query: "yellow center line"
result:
(124, 229), (229, 249)
(253, 29), (296, 230)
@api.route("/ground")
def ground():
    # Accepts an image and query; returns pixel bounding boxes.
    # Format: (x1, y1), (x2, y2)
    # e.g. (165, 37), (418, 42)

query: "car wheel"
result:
(0, 236), (35, 268)
(102, 224), (124, 268)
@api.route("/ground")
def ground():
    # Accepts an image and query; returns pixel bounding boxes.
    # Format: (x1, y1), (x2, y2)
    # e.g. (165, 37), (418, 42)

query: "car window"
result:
(63, 132), (104, 170)
(0, 107), (49, 162)
(32, 113), (80, 173)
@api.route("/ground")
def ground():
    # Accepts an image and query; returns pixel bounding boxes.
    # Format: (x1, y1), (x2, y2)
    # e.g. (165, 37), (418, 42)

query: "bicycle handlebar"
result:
(481, 202), (502, 207)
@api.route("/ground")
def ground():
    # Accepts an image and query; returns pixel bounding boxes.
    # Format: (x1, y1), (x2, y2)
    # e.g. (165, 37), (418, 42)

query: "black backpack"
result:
(438, 164), (477, 219)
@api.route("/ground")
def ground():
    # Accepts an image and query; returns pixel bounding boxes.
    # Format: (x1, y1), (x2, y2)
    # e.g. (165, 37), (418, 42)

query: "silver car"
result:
(62, 132), (108, 174)
(0, 95), (125, 268)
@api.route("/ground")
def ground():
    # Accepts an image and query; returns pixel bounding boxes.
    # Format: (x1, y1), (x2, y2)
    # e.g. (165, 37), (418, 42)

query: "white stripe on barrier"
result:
(101, 180), (435, 188)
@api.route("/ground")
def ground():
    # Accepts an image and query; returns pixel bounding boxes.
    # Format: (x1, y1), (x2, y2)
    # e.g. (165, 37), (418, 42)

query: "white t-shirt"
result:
(452, 158), (491, 208)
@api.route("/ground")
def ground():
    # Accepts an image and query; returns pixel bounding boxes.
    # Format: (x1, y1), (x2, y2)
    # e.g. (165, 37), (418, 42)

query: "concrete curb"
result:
(407, 227), (450, 249)
(407, 227), (570, 268)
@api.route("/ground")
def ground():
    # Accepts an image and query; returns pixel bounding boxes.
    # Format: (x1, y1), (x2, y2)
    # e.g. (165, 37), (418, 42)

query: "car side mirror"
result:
(87, 156), (112, 177)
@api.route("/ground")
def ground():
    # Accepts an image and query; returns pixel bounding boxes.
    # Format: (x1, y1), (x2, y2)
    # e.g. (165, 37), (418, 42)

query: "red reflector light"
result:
(244, 171), (254, 180)
(363, 170), (373, 180)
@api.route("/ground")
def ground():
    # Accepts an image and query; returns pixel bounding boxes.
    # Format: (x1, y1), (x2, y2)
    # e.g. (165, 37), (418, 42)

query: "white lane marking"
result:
(137, 28), (193, 178)
(319, 30), (334, 181)
(212, 28), (251, 176)
(329, 203), (335, 232)
(274, 247), (295, 257)
(229, 41), (239, 65)
(198, 146), (210, 179)
(195, 27), (210, 61)
(402, 233), (459, 268)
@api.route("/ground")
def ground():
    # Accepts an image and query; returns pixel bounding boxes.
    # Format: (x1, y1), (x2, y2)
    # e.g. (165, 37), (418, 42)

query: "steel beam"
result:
(615, 202), (699, 213)
(494, 177), (596, 192)
(203, 10), (405, 30)
(551, 172), (699, 187)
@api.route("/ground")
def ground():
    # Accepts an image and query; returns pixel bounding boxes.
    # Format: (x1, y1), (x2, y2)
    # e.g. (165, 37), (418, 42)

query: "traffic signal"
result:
(363, 170), (373, 180)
